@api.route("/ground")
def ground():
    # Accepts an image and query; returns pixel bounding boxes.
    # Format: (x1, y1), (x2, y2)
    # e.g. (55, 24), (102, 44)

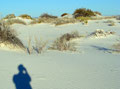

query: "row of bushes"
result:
(4, 14), (33, 19)
(4, 8), (101, 20)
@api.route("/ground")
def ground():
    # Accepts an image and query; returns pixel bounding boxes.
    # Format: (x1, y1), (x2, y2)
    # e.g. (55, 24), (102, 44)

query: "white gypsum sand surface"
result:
(0, 18), (120, 89)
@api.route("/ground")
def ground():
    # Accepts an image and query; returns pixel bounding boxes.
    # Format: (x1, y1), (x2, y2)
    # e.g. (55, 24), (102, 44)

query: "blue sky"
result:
(0, 0), (120, 17)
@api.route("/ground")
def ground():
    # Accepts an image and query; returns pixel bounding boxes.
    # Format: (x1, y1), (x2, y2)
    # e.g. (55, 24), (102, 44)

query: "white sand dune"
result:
(0, 18), (120, 89)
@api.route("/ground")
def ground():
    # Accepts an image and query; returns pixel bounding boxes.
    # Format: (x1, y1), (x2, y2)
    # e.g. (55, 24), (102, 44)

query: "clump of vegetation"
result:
(94, 11), (102, 16)
(27, 37), (47, 54)
(61, 13), (68, 17)
(49, 31), (82, 51)
(116, 16), (120, 20)
(83, 20), (88, 25)
(19, 14), (32, 19)
(30, 17), (78, 25)
(112, 43), (120, 50)
(5, 19), (26, 25)
(54, 18), (78, 26)
(34, 37), (48, 54)
(89, 29), (115, 38)
(76, 16), (91, 22)
(104, 20), (116, 26)
(73, 8), (96, 18)
(109, 22), (115, 26)
(0, 21), (25, 50)
(4, 14), (16, 19)
(105, 20), (114, 23)
(40, 13), (58, 19)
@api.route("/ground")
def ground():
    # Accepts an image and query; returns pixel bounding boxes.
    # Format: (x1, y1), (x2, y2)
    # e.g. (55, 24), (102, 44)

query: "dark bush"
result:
(0, 21), (25, 49)
(40, 13), (57, 18)
(61, 13), (68, 17)
(94, 11), (102, 15)
(73, 8), (96, 18)
(19, 14), (32, 19)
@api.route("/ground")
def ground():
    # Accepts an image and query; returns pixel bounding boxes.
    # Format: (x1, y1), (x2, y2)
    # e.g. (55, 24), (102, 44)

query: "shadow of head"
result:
(13, 64), (32, 89)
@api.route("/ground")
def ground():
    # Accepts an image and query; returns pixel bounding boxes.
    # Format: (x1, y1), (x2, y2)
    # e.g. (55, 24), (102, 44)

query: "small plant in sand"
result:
(89, 29), (115, 38)
(27, 37), (33, 54)
(49, 31), (82, 51)
(0, 21), (25, 50)
(105, 20), (115, 26)
(112, 43), (120, 53)
(34, 37), (48, 54)
(83, 20), (88, 25)
(76, 16), (90, 22)
(112, 43), (120, 50)
(5, 19), (26, 25)
(27, 37), (48, 54)
(54, 18), (77, 26)
(109, 22), (115, 26)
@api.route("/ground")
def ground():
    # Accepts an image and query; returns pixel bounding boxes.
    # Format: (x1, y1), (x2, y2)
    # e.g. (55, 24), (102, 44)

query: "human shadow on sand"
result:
(13, 64), (32, 89)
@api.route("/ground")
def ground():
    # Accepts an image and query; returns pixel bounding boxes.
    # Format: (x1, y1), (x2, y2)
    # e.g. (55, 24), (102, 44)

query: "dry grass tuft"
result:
(49, 31), (81, 51)
(54, 18), (78, 26)
(34, 37), (48, 54)
(112, 43), (120, 50)
(89, 29), (115, 38)
(0, 21), (25, 50)
(27, 37), (48, 54)
(30, 18), (78, 25)
(5, 19), (26, 25)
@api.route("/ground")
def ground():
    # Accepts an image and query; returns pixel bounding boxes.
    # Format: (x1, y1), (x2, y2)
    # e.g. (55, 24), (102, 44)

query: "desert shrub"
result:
(104, 20), (115, 26)
(27, 37), (47, 54)
(89, 29), (115, 38)
(94, 11), (102, 15)
(4, 14), (16, 19)
(106, 20), (115, 26)
(76, 16), (91, 22)
(73, 8), (96, 18)
(83, 20), (88, 25)
(54, 18), (78, 26)
(109, 22), (115, 26)
(112, 43), (120, 50)
(5, 19), (26, 25)
(105, 20), (114, 23)
(40, 13), (57, 18)
(34, 37), (48, 54)
(61, 13), (68, 17)
(116, 16), (120, 20)
(30, 17), (78, 25)
(30, 18), (46, 24)
(0, 21), (25, 50)
(49, 31), (82, 51)
(19, 14), (32, 19)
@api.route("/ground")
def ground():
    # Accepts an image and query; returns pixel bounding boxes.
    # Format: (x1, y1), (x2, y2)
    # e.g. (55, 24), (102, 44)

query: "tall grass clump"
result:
(49, 31), (82, 51)
(27, 37), (48, 54)
(34, 37), (48, 54)
(73, 8), (96, 18)
(5, 19), (26, 25)
(0, 21), (25, 50)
